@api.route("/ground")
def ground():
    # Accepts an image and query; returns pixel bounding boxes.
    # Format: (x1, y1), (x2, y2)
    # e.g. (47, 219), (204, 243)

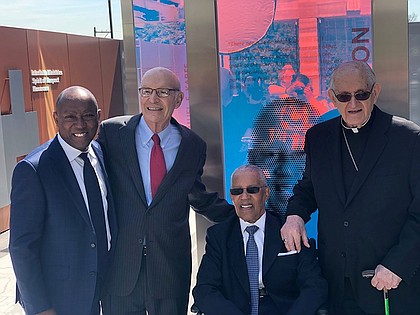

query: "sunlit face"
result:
(230, 169), (269, 223)
(53, 93), (100, 152)
(328, 69), (381, 128)
(140, 68), (183, 133)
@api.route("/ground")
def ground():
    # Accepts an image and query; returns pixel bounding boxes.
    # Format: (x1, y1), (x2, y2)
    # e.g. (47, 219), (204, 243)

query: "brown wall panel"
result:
(0, 27), (31, 115)
(27, 30), (71, 142)
(99, 40), (124, 118)
(67, 35), (104, 111)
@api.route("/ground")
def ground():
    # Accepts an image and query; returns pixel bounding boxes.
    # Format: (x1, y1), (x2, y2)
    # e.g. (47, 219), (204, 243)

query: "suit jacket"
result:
(97, 115), (233, 298)
(9, 136), (117, 315)
(287, 106), (420, 314)
(192, 212), (328, 315)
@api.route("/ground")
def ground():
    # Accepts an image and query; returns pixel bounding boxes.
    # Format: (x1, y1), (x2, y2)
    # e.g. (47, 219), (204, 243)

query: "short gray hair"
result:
(329, 61), (376, 90)
(231, 164), (267, 186)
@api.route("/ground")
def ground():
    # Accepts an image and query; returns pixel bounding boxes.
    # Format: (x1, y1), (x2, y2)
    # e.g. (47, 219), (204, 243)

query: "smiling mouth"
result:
(241, 204), (253, 208)
(348, 109), (362, 114)
(147, 106), (163, 111)
(74, 132), (88, 137)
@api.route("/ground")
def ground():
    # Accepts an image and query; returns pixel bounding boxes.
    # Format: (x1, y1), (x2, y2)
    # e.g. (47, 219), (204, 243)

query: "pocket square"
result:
(277, 250), (298, 257)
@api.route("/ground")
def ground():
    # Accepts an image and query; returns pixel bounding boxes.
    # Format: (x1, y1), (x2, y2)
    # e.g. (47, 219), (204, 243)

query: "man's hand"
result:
(371, 264), (402, 291)
(280, 215), (309, 252)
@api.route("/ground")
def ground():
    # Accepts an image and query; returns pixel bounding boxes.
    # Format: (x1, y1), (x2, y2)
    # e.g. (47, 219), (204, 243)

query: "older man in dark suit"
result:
(281, 61), (420, 314)
(193, 165), (328, 315)
(97, 67), (234, 315)
(9, 86), (117, 315)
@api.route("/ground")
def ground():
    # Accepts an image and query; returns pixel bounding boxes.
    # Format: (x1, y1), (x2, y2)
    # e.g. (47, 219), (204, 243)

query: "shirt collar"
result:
(139, 116), (173, 148)
(57, 133), (94, 162)
(240, 211), (266, 234)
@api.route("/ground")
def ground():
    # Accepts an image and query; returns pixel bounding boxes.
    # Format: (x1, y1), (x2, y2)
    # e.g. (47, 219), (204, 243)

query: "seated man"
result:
(193, 165), (328, 315)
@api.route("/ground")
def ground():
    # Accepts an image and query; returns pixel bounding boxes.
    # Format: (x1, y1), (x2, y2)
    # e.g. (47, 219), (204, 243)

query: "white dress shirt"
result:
(57, 134), (111, 250)
(135, 116), (182, 205)
(240, 212), (266, 288)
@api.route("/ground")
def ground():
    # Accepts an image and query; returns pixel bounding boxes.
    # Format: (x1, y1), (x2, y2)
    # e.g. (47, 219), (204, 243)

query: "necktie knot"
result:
(246, 225), (259, 236)
(152, 134), (161, 146)
(79, 152), (89, 163)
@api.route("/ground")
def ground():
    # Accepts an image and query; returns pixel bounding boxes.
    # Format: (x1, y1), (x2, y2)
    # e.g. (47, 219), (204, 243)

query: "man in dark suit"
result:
(97, 67), (234, 315)
(281, 61), (420, 314)
(9, 86), (117, 315)
(193, 165), (327, 315)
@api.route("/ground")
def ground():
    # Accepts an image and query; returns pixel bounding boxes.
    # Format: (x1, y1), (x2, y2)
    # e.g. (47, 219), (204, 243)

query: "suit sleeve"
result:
(188, 141), (235, 223)
(382, 132), (420, 283)
(286, 132), (319, 223)
(286, 246), (328, 315)
(192, 229), (246, 315)
(9, 161), (52, 314)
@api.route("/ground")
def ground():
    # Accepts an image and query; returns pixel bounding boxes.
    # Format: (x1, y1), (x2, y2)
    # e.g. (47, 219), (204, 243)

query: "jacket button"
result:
(138, 239), (143, 244)
(343, 221), (349, 227)
(90, 242), (96, 248)
(89, 271), (96, 277)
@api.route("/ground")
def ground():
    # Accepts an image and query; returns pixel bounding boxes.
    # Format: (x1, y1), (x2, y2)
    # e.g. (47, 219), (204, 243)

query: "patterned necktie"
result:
(150, 134), (166, 198)
(245, 225), (259, 315)
(80, 153), (107, 273)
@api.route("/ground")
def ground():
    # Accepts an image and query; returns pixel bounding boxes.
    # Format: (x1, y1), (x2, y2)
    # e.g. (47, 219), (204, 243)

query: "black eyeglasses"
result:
(332, 85), (375, 103)
(139, 88), (179, 98)
(230, 186), (266, 196)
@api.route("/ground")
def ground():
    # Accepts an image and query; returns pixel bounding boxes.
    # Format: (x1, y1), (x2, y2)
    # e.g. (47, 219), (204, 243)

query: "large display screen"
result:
(218, 0), (372, 237)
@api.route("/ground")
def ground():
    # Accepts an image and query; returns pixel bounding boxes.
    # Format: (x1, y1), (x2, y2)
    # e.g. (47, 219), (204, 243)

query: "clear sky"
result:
(0, 1), (418, 39)
(0, 0), (123, 39)
(410, 0), (420, 21)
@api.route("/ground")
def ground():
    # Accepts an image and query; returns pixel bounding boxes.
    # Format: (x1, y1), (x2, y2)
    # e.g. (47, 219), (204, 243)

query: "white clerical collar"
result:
(341, 112), (371, 134)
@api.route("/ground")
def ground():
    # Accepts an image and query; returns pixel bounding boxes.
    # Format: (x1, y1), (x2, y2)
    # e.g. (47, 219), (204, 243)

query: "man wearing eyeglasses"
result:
(97, 67), (234, 315)
(193, 164), (327, 315)
(281, 61), (420, 314)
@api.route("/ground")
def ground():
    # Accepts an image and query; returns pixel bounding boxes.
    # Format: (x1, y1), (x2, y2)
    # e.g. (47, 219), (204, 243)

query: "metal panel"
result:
(120, 0), (140, 114)
(373, 0), (409, 118)
(184, 0), (224, 260)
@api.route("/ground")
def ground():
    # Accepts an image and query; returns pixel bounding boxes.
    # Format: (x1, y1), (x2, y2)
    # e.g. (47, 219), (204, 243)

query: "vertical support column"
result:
(184, 0), (225, 262)
(120, 0), (140, 114)
(373, 0), (408, 118)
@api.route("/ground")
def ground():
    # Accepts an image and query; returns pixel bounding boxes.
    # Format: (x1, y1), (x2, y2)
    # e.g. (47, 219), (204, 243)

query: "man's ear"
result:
(372, 83), (381, 104)
(327, 89), (338, 108)
(175, 91), (184, 109)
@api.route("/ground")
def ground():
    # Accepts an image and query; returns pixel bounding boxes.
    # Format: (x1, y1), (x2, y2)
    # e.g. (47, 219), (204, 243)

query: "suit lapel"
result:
(262, 214), (284, 276)
(327, 118), (347, 205)
(346, 108), (390, 206)
(119, 115), (148, 206)
(47, 137), (91, 226)
(92, 141), (117, 243)
(228, 219), (251, 297)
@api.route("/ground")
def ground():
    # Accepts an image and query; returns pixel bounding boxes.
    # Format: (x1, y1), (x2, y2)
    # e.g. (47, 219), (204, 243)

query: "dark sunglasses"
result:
(230, 186), (266, 196)
(332, 85), (375, 103)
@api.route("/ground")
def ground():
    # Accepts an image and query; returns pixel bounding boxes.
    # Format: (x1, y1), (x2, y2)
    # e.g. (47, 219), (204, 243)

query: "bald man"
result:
(10, 86), (116, 315)
(98, 67), (234, 315)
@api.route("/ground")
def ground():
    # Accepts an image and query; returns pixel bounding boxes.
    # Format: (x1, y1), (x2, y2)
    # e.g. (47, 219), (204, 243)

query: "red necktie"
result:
(150, 134), (166, 198)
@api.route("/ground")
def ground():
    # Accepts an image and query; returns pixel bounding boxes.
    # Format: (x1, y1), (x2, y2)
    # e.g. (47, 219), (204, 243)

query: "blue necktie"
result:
(80, 153), (107, 273)
(246, 225), (259, 315)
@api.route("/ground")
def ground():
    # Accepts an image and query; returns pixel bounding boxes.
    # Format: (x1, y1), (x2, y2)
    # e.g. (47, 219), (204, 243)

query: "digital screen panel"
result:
(132, 0), (190, 127)
(218, 0), (372, 238)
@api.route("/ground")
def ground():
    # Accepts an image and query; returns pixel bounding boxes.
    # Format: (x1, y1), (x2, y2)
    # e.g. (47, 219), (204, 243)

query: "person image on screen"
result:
(248, 97), (319, 217)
